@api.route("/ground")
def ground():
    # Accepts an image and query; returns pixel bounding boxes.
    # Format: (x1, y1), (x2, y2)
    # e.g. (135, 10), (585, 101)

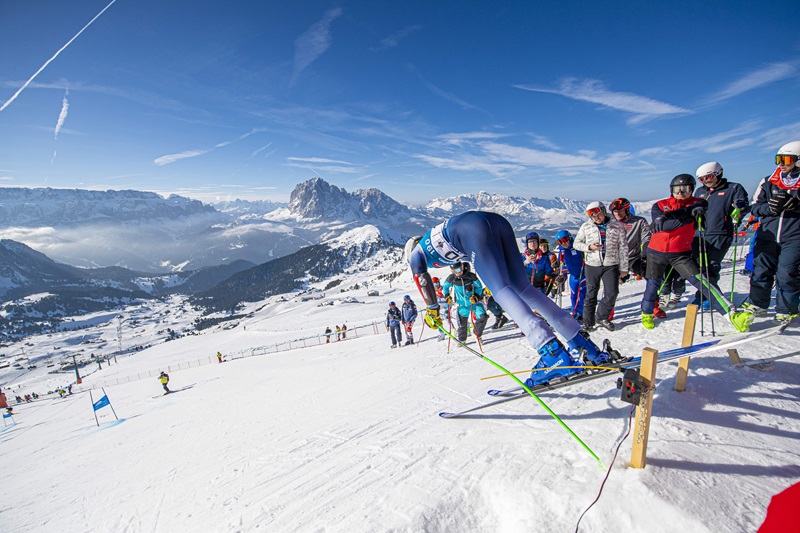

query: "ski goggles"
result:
(671, 185), (693, 194)
(697, 172), (720, 183)
(557, 237), (570, 247)
(776, 154), (799, 166)
(451, 265), (463, 274)
(586, 206), (604, 216)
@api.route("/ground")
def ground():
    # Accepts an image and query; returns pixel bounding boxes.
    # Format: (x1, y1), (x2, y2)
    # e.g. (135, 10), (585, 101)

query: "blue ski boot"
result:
(525, 338), (584, 387)
(567, 330), (612, 365)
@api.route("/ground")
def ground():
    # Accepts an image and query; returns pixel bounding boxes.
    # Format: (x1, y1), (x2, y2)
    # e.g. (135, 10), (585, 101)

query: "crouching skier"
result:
(405, 210), (622, 387)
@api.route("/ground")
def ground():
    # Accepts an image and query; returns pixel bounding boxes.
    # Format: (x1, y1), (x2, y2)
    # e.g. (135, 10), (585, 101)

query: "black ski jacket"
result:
(693, 178), (749, 236)
(750, 171), (800, 244)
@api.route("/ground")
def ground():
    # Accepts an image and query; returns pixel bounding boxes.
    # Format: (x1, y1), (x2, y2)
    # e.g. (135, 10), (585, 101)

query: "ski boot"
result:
(567, 330), (615, 365)
(524, 339), (584, 387)
(741, 302), (767, 317)
(641, 313), (655, 330)
(727, 310), (754, 332)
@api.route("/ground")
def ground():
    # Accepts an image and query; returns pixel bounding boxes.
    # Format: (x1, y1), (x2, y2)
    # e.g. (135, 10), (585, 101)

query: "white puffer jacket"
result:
(573, 217), (629, 271)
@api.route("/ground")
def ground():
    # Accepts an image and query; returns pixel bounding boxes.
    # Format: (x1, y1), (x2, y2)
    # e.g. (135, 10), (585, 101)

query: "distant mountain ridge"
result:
(0, 180), (631, 273)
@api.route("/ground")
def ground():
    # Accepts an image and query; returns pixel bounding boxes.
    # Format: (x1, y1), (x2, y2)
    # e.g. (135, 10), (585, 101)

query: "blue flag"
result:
(92, 395), (110, 411)
(2, 412), (11, 418)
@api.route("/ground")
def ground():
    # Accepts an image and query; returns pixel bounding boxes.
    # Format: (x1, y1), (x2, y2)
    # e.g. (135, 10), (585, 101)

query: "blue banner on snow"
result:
(92, 395), (110, 411)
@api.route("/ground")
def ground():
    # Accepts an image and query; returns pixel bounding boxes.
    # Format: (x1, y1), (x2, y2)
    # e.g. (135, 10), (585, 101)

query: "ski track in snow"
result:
(1, 259), (799, 532)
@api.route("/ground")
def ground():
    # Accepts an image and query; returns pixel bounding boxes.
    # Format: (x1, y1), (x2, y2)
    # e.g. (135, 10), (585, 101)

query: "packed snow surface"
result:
(1, 260), (799, 532)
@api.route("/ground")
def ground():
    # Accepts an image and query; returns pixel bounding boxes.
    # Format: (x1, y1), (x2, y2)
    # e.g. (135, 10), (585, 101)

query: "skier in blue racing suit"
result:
(405, 211), (618, 386)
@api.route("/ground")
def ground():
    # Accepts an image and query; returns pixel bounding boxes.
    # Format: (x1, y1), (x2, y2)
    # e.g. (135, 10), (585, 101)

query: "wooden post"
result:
(727, 349), (742, 366)
(674, 304), (699, 392)
(631, 347), (659, 469)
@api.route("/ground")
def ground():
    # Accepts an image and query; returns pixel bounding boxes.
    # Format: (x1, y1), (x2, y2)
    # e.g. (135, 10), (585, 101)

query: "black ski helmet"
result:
(670, 173), (696, 191)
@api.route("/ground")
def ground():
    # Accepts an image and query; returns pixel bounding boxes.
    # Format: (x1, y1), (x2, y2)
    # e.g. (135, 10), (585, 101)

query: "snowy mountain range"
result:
(0, 180), (606, 273)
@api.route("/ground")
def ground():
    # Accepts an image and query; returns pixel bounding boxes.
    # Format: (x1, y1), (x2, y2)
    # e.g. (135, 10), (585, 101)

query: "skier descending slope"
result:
(405, 211), (618, 387)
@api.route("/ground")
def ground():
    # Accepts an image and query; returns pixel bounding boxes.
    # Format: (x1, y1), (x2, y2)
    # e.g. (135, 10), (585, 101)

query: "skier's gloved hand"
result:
(553, 274), (566, 285)
(652, 217), (665, 233)
(483, 288), (492, 297)
(445, 295), (453, 305)
(619, 272), (630, 283)
(769, 189), (791, 215)
(469, 294), (480, 304)
(733, 198), (749, 210)
(423, 308), (442, 330)
(691, 206), (706, 219)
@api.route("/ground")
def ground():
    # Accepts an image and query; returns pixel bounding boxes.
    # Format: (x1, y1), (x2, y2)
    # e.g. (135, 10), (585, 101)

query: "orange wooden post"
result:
(630, 347), (659, 469)
(674, 304), (699, 392)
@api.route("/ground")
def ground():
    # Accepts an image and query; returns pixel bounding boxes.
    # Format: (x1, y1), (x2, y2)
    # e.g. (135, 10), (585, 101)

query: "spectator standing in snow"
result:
(691, 161), (750, 308)
(341, 324), (347, 339)
(335, 325), (341, 341)
(573, 201), (629, 331)
(641, 174), (753, 332)
(432, 277), (449, 341)
(404, 211), (617, 388)
(159, 371), (170, 393)
(386, 302), (402, 348)
(554, 230), (586, 322)
(521, 232), (555, 293)
(216, 351), (223, 363)
(324, 327), (332, 343)
(442, 262), (489, 344)
(744, 141), (800, 322)
(401, 295), (418, 345)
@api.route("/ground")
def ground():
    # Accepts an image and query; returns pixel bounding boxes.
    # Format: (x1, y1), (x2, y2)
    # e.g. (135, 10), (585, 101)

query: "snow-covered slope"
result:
(1, 251), (798, 532)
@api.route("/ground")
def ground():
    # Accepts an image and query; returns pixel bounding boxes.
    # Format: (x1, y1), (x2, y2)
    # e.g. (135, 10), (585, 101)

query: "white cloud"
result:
(515, 78), (690, 124)
(703, 62), (798, 105)
(290, 8), (343, 87)
(373, 25), (422, 51)
(153, 150), (209, 166)
(287, 156), (354, 165)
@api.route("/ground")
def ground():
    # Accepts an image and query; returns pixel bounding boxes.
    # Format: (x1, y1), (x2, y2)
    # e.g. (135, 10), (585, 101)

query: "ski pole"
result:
(469, 307), (484, 353)
(437, 324), (604, 469)
(729, 208), (741, 302)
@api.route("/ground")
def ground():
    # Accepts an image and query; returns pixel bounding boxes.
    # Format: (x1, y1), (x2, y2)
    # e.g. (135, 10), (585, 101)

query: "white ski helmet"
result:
(777, 141), (800, 169)
(585, 201), (605, 216)
(404, 236), (422, 263)
(696, 161), (723, 181)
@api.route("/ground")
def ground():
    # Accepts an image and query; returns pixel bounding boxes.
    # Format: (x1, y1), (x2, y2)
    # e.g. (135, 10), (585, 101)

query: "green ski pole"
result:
(436, 324), (605, 470)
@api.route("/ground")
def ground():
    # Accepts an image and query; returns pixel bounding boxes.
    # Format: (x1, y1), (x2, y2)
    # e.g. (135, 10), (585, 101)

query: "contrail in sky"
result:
(55, 88), (70, 139)
(0, 0), (118, 113)
(52, 87), (69, 164)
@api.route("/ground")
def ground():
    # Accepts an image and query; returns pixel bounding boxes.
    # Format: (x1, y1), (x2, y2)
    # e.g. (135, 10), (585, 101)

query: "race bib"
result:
(421, 222), (468, 267)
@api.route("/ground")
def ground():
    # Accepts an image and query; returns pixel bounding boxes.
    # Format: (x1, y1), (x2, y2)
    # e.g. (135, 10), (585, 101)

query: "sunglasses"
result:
(697, 172), (718, 182)
(586, 207), (604, 216)
(776, 154), (798, 166)
(672, 185), (693, 193)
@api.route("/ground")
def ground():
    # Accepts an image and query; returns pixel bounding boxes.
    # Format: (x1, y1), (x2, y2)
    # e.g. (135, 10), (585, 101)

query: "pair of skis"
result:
(439, 319), (794, 419)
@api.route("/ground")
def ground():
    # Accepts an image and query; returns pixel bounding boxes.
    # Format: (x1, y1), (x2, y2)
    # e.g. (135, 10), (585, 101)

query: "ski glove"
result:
(733, 198), (749, 210)
(424, 308), (442, 330)
(651, 217), (665, 233)
(469, 294), (480, 304)
(691, 206), (706, 219)
(768, 190), (792, 215)
(483, 288), (492, 297)
(445, 295), (453, 305)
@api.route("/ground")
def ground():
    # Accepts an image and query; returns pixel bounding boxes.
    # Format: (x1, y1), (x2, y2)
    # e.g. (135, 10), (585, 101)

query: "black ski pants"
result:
(583, 264), (620, 326)
(456, 311), (488, 342)
(749, 235), (800, 314)
(642, 252), (732, 316)
(692, 234), (732, 301)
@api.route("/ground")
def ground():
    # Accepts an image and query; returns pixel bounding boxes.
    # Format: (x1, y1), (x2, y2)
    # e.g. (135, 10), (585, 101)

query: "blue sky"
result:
(1, 0), (799, 206)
